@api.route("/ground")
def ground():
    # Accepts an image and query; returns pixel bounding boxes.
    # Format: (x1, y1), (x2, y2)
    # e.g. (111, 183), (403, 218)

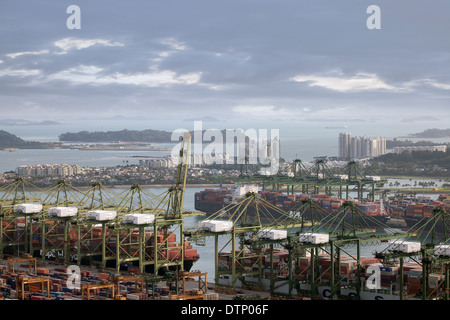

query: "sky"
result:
(0, 0), (449, 133)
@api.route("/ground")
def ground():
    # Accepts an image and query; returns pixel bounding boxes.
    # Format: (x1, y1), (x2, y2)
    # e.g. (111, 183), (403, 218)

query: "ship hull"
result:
(403, 216), (448, 236)
(26, 250), (198, 274)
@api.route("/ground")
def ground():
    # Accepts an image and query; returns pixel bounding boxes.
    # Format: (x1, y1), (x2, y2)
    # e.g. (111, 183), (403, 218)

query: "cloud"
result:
(153, 38), (190, 65)
(0, 35), (210, 89)
(46, 64), (202, 87)
(5, 50), (50, 59)
(232, 105), (303, 120)
(183, 116), (224, 122)
(0, 1), (449, 126)
(2, 37), (126, 64)
(53, 38), (124, 54)
(404, 79), (450, 90)
(401, 116), (440, 123)
(46, 65), (104, 85)
(102, 70), (202, 87)
(290, 71), (403, 93)
(0, 68), (42, 77)
(160, 38), (188, 51)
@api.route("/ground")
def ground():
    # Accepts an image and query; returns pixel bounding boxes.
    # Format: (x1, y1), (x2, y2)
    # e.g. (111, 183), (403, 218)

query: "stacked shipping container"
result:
(0, 264), (191, 300)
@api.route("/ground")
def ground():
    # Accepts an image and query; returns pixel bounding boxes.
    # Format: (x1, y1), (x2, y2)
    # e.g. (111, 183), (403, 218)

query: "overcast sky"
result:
(0, 0), (449, 130)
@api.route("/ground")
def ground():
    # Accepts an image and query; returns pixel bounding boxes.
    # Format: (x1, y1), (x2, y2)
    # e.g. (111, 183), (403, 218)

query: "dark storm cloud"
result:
(0, 0), (449, 124)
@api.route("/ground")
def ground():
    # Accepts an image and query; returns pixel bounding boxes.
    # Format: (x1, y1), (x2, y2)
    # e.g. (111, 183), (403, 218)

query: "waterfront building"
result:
(339, 133), (386, 160)
(16, 164), (81, 177)
(392, 145), (447, 154)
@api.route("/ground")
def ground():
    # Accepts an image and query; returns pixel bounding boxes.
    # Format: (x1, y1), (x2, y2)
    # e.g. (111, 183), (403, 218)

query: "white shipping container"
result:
(233, 184), (260, 199)
(126, 294), (140, 300)
(211, 221), (233, 232)
(86, 210), (117, 221)
(199, 220), (212, 230)
(389, 241), (421, 253)
(201, 220), (233, 232)
(256, 229), (287, 240)
(299, 233), (329, 244)
(48, 207), (78, 217)
(434, 244), (450, 256)
(334, 174), (349, 180)
(13, 203), (42, 214)
(123, 213), (155, 225)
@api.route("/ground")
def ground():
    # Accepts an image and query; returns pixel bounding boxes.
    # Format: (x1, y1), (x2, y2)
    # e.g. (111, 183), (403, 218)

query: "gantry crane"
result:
(168, 270), (208, 300)
(184, 190), (313, 291)
(374, 207), (450, 300)
(81, 280), (116, 300)
(7, 254), (37, 274)
(0, 133), (196, 278)
(111, 274), (145, 296)
(16, 275), (50, 300)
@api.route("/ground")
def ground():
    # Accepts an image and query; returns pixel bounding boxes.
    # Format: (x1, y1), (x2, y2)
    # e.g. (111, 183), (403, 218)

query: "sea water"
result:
(2, 118), (450, 171)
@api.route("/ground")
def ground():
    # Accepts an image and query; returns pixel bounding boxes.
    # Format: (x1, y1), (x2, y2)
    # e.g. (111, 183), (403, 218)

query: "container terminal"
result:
(1, 134), (449, 301)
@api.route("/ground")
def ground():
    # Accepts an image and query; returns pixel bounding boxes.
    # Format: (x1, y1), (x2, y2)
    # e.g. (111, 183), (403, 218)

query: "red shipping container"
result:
(98, 273), (110, 280)
(127, 267), (140, 274)
(184, 248), (198, 259)
(168, 250), (181, 260)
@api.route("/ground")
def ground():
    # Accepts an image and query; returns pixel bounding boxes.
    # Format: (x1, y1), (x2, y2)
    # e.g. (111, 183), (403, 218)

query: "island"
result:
(0, 130), (61, 149)
(405, 128), (450, 139)
(59, 129), (173, 143)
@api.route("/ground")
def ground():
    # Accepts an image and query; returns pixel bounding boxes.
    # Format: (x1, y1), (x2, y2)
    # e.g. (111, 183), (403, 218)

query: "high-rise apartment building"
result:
(16, 164), (81, 177)
(338, 133), (351, 160)
(339, 133), (386, 160)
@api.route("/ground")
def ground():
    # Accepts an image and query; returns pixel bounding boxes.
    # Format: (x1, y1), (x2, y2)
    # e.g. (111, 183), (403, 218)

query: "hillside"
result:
(59, 129), (173, 143)
(367, 148), (450, 177)
(407, 128), (450, 138)
(386, 138), (447, 149)
(0, 130), (58, 149)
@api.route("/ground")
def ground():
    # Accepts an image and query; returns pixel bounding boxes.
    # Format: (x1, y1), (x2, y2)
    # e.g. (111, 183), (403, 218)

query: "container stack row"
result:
(0, 265), (173, 300)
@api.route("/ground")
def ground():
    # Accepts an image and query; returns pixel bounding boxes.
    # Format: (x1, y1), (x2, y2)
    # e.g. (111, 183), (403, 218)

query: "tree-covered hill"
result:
(367, 148), (450, 177)
(59, 129), (173, 143)
(0, 130), (58, 149)
(407, 128), (450, 138)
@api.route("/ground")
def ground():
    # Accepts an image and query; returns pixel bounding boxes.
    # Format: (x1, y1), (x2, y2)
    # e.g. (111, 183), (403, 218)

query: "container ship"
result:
(195, 185), (390, 229)
(384, 194), (450, 235)
(195, 186), (449, 234)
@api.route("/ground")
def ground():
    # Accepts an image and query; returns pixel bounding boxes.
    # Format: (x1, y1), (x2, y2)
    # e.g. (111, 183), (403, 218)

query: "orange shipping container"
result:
(37, 268), (49, 274)
(184, 248), (198, 259)
(97, 273), (110, 280)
